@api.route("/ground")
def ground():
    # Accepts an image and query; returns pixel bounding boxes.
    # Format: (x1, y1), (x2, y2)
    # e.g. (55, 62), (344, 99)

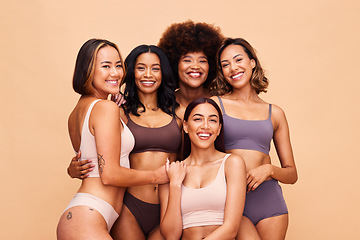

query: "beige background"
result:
(1, 0), (359, 239)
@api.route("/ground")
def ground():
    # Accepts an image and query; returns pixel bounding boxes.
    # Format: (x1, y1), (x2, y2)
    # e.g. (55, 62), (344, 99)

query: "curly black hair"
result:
(122, 45), (178, 117)
(158, 20), (224, 89)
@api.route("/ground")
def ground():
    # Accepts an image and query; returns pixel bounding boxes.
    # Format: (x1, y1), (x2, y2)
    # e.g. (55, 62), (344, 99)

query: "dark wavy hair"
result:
(181, 97), (225, 160)
(73, 39), (124, 95)
(122, 45), (178, 117)
(210, 38), (269, 96)
(158, 20), (224, 89)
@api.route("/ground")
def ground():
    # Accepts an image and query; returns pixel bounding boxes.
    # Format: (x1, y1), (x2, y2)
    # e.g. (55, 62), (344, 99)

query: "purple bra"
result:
(126, 116), (181, 154)
(217, 96), (273, 155)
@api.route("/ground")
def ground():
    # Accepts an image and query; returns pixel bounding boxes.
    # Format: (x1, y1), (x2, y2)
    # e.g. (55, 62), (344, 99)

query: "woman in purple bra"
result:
(110, 45), (182, 240)
(158, 20), (223, 120)
(159, 97), (246, 240)
(211, 38), (298, 240)
(69, 20), (223, 180)
(67, 45), (181, 240)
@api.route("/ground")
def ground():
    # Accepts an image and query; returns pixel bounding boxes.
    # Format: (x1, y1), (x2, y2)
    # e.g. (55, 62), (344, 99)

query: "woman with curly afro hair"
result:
(158, 20), (223, 120)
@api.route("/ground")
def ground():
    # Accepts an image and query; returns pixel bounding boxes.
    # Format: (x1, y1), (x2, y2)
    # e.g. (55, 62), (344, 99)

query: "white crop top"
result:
(76, 100), (135, 177)
(181, 154), (230, 229)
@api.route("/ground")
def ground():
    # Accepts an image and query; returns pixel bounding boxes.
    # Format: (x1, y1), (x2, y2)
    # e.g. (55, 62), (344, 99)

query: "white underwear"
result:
(64, 193), (119, 232)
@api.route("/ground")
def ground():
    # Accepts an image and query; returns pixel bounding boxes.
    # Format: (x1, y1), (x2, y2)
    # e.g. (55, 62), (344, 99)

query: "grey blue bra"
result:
(217, 96), (273, 155)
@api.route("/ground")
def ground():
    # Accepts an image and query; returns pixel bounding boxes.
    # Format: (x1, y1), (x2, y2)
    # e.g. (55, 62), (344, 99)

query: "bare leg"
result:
(57, 206), (112, 240)
(237, 216), (261, 240)
(147, 227), (164, 240)
(256, 214), (288, 240)
(111, 205), (145, 240)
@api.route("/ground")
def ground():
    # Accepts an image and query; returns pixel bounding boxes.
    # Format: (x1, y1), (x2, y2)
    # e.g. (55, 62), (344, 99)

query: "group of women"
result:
(57, 20), (297, 240)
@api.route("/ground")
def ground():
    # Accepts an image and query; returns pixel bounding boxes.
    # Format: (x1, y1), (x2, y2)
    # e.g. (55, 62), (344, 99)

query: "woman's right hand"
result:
(166, 160), (187, 186)
(67, 151), (94, 179)
(111, 92), (126, 107)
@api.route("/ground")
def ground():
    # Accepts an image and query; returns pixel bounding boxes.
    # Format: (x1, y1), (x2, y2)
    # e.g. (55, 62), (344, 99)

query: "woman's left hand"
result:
(246, 164), (273, 192)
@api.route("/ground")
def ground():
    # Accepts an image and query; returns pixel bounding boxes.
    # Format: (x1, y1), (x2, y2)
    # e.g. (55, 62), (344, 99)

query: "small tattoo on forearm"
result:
(98, 154), (105, 174)
(66, 212), (72, 220)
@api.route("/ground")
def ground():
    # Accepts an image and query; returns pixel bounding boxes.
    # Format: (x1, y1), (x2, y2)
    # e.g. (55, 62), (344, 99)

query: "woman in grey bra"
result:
(211, 38), (298, 240)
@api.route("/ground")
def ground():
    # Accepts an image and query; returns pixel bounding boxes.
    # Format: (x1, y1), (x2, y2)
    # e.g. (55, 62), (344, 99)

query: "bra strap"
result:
(268, 104), (272, 119)
(217, 96), (226, 114)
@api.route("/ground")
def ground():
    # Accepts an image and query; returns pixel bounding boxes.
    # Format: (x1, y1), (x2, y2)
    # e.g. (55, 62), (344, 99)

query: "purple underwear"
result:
(243, 179), (288, 225)
(123, 191), (160, 236)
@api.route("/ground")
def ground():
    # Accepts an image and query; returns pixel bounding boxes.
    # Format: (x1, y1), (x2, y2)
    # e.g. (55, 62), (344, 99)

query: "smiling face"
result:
(92, 46), (124, 98)
(220, 44), (256, 90)
(134, 52), (162, 94)
(183, 102), (221, 149)
(178, 52), (209, 89)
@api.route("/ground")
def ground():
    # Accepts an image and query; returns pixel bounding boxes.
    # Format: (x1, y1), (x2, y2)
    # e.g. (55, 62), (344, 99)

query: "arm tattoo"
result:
(98, 154), (105, 174)
(66, 211), (72, 220)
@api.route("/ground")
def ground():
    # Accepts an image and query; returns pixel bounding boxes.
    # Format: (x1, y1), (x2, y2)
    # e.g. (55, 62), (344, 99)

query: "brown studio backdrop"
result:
(1, 0), (359, 239)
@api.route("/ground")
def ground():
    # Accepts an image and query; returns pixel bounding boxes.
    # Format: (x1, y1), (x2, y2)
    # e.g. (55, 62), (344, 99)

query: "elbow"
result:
(160, 225), (182, 240)
(100, 174), (114, 186)
(222, 223), (239, 239)
(160, 231), (180, 240)
(291, 174), (298, 184)
(290, 170), (298, 184)
(228, 226), (239, 239)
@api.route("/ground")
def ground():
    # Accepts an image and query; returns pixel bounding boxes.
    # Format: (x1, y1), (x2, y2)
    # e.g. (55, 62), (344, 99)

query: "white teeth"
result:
(198, 133), (210, 137)
(188, 72), (201, 78)
(107, 80), (118, 84)
(141, 81), (155, 84)
(231, 73), (243, 79)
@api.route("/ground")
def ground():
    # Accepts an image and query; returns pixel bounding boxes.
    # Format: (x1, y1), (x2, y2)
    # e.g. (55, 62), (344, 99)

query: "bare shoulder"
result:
(210, 95), (220, 105)
(91, 100), (120, 121)
(225, 154), (245, 170)
(271, 104), (287, 121)
(92, 99), (119, 112)
(175, 105), (186, 121)
(210, 95), (219, 101)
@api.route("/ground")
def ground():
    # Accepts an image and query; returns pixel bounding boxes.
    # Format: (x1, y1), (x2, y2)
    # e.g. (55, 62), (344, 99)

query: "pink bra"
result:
(77, 100), (135, 177)
(181, 154), (231, 229)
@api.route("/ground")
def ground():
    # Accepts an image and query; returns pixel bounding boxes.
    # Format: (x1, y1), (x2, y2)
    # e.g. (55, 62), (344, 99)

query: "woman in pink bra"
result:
(69, 21), (223, 179)
(159, 97), (247, 240)
(67, 44), (181, 240)
(57, 39), (168, 239)
(211, 38), (298, 240)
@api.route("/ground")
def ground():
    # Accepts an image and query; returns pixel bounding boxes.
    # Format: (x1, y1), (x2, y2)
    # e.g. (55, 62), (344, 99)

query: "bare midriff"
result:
(227, 149), (273, 181)
(127, 151), (178, 204)
(182, 225), (220, 239)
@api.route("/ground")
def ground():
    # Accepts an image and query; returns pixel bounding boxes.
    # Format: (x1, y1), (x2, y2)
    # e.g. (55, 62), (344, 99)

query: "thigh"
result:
(256, 214), (288, 240)
(57, 206), (111, 240)
(110, 205), (145, 240)
(237, 216), (261, 240)
(147, 227), (164, 240)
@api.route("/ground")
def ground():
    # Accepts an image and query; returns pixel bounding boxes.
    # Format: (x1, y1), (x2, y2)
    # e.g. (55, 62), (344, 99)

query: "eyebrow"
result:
(182, 55), (208, 59)
(192, 113), (219, 118)
(220, 53), (243, 63)
(100, 60), (122, 64)
(136, 63), (161, 67)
